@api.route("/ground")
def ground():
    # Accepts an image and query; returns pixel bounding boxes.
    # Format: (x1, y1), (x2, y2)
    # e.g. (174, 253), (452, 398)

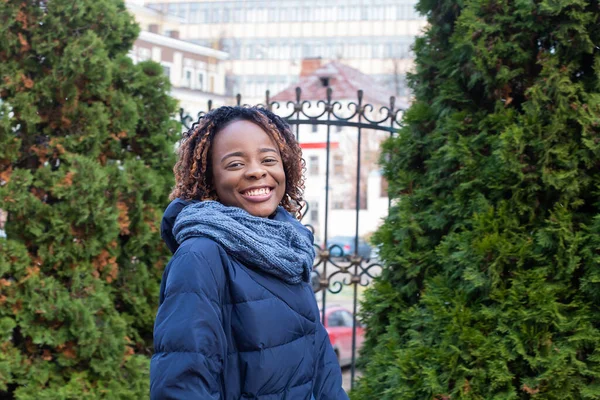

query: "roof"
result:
(271, 61), (399, 107)
(138, 31), (229, 60)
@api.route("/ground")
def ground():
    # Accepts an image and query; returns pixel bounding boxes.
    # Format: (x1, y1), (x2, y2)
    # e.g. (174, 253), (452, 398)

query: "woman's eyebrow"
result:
(259, 147), (278, 155)
(221, 151), (245, 163)
(221, 148), (278, 163)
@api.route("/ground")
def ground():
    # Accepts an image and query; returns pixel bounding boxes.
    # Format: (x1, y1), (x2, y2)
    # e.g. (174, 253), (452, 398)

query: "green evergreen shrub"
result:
(0, 1), (179, 397)
(354, 1), (600, 399)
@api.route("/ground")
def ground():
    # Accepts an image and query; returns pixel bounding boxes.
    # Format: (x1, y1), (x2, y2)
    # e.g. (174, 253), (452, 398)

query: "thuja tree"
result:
(0, 0), (179, 398)
(354, 1), (600, 399)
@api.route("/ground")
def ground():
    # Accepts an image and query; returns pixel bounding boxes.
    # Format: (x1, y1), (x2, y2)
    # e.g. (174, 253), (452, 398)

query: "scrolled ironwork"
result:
(329, 100), (358, 121)
(327, 280), (345, 295)
(179, 108), (193, 130)
(359, 262), (384, 285)
(361, 101), (396, 125)
(316, 99), (333, 114)
(313, 254), (383, 295)
(392, 108), (405, 126)
(317, 248), (330, 261)
(298, 100), (329, 120)
(180, 88), (404, 134)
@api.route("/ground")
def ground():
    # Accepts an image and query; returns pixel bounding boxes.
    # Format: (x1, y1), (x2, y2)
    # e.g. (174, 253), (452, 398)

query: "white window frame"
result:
(196, 71), (206, 91)
(182, 67), (194, 88)
(309, 155), (319, 176)
(138, 47), (151, 61)
(161, 62), (173, 81)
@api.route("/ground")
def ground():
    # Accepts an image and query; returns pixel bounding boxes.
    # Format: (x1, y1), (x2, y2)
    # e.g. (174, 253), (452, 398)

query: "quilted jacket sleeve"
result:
(312, 322), (350, 400)
(150, 245), (227, 399)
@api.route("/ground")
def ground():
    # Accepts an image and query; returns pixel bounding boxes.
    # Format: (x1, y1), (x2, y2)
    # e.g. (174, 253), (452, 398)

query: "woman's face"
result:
(211, 119), (286, 218)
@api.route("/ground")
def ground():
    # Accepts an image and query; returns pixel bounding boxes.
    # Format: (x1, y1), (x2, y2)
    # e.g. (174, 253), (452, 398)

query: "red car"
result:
(322, 306), (365, 367)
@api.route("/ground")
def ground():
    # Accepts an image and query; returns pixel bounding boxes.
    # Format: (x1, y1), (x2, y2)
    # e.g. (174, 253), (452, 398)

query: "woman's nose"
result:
(245, 162), (267, 179)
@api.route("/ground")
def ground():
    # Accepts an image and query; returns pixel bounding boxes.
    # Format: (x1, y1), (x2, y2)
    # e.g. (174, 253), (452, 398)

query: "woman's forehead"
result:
(212, 120), (280, 156)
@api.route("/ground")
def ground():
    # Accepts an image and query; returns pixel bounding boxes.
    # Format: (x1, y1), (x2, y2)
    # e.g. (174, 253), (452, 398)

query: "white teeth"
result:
(245, 187), (271, 196)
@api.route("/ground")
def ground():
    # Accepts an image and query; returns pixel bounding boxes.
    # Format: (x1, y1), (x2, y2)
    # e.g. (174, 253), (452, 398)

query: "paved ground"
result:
(342, 367), (352, 392)
(342, 367), (363, 393)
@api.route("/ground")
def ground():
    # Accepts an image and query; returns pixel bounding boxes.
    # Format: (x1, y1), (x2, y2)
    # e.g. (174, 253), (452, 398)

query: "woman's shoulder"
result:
(168, 237), (232, 275)
(164, 237), (230, 295)
(174, 236), (222, 252)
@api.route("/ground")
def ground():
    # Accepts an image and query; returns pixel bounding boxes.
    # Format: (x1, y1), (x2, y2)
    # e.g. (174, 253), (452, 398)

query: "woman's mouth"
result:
(240, 187), (274, 202)
(243, 187), (271, 196)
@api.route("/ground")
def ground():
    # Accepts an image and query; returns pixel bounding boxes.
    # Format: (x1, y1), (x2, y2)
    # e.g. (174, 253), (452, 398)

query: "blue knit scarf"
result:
(173, 201), (315, 285)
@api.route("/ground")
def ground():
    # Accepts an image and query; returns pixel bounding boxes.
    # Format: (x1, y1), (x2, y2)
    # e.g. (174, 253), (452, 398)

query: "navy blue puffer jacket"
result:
(150, 199), (348, 400)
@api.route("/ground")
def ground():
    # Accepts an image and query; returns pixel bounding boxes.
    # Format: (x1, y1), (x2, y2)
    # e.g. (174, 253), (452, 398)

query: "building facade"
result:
(127, 1), (231, 118)
(142, 0), (426, 104)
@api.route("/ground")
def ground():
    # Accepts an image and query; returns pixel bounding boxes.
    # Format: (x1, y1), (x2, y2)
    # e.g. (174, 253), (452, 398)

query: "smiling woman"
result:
(170, 106), (304, 218)
(150, 107), (349, 400)
(211, 120), (286, 218)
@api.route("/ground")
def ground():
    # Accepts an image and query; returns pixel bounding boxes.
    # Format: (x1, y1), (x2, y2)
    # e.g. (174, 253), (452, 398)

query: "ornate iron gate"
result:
(180, 87), (404, 389)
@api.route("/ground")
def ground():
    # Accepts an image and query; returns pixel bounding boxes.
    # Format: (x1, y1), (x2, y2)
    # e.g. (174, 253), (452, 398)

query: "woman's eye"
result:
(263, 158), (277, 164)
(228, 162), (243, 168)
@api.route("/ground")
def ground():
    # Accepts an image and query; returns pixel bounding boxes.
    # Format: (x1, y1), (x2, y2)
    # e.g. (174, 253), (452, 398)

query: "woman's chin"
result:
(243, 205), (278, 218)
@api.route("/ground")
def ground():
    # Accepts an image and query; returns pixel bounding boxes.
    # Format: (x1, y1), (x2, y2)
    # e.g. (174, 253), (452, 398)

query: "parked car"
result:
(326, 236), (372, 259)
(370, 244), (382, 262)
(322, 306), (365, 367)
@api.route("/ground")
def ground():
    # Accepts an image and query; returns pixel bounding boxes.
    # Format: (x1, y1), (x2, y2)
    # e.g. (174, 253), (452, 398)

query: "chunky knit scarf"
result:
(173, 201), (315, 285)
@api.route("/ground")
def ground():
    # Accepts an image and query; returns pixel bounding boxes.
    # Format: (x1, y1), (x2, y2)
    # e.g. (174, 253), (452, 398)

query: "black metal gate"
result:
(180, 87), (403, 389)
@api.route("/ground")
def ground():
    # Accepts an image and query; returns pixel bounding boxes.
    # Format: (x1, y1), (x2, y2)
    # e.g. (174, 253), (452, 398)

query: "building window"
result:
(197, 73), (205, 90)
(385, 6), (396, 20)
(230, 8), (240, 22)
(183, 69), (193, 87)
(310, 201), (319, 223)
(161, 65), (171, 79)
(360, 5), (368, 20)
(333, 154), (344, 176)
(309, 155), (319, 176)
(138, 47), (151, 61)
(247, 8), (257, 23)
(128, 50), (138, 64)
(332, 200), (344, 210)
(223, 8), (231, 23)
(210, 8), (220, 23)
(292, 44), (302, 59)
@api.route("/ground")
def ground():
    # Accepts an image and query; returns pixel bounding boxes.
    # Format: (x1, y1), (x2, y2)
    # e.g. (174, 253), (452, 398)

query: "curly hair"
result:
(170, 106), (305, 219)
